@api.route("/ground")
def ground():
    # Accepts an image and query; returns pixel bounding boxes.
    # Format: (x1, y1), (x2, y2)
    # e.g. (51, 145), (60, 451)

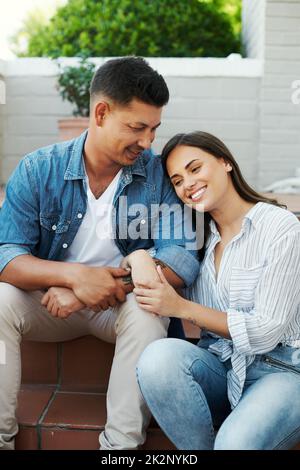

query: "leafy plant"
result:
(56, 57), (96, 117)
(20, 0), (241, 58)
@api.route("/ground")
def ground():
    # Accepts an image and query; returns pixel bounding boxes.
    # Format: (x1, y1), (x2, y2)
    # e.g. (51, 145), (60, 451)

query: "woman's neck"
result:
(210, 189), (256, 237)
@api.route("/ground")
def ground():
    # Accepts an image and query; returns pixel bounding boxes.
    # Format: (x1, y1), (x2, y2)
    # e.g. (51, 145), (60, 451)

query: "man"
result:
(0, 57), (199, 450)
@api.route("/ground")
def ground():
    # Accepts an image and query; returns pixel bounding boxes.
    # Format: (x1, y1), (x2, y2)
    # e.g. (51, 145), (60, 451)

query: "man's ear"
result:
(94, 101), (110, 127)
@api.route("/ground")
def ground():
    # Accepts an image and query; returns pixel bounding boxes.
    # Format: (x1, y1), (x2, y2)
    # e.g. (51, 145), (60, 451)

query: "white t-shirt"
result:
(64, 170), (123, 267)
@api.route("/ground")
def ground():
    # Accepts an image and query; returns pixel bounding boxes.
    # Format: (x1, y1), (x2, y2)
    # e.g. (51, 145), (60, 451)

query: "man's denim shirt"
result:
(0, 131), (200, 286)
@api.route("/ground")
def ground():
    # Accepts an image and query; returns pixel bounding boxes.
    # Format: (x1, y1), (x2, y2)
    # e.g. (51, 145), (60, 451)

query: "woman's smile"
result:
(189, 185), (207, 202)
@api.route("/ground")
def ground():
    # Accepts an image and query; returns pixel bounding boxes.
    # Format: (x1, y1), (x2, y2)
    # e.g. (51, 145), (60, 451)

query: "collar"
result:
(64, 130), (88, 180)
(64, 130), (148, 181)
(209, 202), (264, 236)
(122, 152), (147, 179)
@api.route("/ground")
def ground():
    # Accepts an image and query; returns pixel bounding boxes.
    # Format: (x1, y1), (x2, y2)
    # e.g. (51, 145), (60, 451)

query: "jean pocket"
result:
(263, 348), (300, 376)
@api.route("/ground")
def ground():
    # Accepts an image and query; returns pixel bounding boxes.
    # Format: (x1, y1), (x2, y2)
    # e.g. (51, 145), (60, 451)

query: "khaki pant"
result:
(0, 282), (169, 450)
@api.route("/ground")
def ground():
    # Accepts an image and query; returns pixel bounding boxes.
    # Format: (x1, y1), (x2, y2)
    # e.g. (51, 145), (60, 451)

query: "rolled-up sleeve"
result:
(154, 244), (200, 286)
(152, 175), (200, 286)
(227, 230), (300, 355)
(0, 157), (40, 273)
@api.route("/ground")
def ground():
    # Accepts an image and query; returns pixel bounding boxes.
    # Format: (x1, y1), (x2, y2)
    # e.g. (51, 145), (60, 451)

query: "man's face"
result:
(94, 98), (162, 166)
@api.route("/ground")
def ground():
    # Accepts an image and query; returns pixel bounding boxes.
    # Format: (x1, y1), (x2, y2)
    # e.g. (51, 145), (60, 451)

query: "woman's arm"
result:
(135, 229), (300, 351)
(177, 301), (230, 339)
(121, 250), (160, 287)
(121, 249), (185, 288)
(134, 265), (230, 337)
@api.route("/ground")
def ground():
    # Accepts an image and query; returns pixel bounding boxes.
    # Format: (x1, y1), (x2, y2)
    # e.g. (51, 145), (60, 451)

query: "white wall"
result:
(259, 0), (300, 187)
(242, 0), (266, 59)
(0, 59), (5, 184)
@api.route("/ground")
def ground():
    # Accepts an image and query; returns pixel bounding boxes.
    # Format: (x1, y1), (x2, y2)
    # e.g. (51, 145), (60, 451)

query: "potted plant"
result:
(56, 57), (96, 140)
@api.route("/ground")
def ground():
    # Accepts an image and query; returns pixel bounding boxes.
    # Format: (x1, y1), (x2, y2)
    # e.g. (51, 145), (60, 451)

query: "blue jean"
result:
(136, 337), (300, 450)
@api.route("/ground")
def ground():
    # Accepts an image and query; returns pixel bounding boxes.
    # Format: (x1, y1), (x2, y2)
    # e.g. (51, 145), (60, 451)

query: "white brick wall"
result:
(0, 59), (5, 184)
(242, 0), (266, 59)
(259, 0), (300, 187)
(1, 74), (72, 181)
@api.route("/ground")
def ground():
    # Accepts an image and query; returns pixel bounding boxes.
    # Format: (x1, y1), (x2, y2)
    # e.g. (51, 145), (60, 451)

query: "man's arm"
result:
(0, 255), (132, 311)
(0, 255), (76, 290)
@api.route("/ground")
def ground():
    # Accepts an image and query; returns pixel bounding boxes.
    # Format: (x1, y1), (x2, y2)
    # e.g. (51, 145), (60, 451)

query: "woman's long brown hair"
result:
(161, 131), (286, 260)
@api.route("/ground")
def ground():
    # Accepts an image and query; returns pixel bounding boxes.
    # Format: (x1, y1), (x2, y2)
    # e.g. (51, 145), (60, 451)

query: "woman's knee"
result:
(137, 338), (199, 391)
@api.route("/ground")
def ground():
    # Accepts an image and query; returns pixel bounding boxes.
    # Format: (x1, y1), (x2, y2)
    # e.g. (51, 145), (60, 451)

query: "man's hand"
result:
(70, 265), (132, 312)
(41, 287), (85, 318)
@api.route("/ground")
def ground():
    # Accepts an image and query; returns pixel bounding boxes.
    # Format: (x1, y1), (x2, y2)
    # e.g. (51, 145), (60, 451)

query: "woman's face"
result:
(166, 145), (232, 212)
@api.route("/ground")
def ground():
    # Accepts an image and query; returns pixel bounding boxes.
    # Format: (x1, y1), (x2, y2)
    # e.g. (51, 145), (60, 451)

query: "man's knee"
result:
(0, 283), (23, 319)
(0, 283), (35, 335)
(115, 293), (169, 338)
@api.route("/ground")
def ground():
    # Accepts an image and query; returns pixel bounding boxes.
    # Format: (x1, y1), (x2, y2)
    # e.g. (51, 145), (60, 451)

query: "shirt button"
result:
(140, 219), (146, 225)
(77, 213), (83, 219)
(52, 225), (57, 231)
(62, 243), (68, 249)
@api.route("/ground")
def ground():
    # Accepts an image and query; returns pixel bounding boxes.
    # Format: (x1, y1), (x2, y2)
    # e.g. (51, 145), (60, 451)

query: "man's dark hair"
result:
(90, 56), (169, 107)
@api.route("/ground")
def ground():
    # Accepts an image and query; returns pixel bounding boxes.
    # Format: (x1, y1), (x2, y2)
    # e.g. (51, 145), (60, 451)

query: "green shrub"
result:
(57, 58), (96, 116)
(24, 0), (241, 58)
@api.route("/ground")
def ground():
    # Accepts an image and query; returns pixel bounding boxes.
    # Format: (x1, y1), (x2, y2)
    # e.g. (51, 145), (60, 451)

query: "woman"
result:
(125, 131), (300, 450)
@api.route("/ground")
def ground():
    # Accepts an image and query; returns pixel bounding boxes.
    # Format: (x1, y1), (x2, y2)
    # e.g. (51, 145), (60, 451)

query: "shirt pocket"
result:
(40, 214), (70, 235)
(229, 265), (264, 310)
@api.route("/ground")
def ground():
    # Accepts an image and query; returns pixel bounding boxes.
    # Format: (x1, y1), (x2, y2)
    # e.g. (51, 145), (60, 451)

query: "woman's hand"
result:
(134, 266), (186, 317)
(120, 250), (160, 287)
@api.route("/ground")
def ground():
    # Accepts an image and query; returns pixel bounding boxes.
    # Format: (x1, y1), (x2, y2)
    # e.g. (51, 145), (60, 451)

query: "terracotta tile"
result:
(41, 428), (100, 450)
(142, 429), (176, 450)
(15, 426), (39, 450)
(17, 386), (55, 426)
(293, 441), (300, 450)
(42, 392), (106, 429)
(21, 341), (58, 384)
(61, 336), (114, 391)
